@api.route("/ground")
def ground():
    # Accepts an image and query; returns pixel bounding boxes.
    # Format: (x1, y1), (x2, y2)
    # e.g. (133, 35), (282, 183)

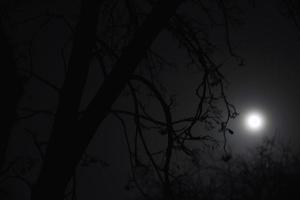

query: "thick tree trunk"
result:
(75, 0), (182, 161)
(0, 18), (21, 171)
(31, 0), (101, 199)
(32, 0), (182, 199)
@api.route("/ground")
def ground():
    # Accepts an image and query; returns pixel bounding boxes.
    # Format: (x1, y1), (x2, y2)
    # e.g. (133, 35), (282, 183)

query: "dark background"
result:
(2, 0), (300, 199)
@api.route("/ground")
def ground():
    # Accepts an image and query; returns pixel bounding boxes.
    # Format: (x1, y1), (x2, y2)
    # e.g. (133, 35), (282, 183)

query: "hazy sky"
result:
(6, 1), (300, 199)
(224, 0), (300, 152)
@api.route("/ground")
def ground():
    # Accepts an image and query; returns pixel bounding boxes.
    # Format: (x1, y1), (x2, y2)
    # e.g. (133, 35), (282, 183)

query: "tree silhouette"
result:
(0, 12), (23, 171)
(134, 137), (299, 200)
(282, 0), (300, 30)
(0, 0), (243, 199)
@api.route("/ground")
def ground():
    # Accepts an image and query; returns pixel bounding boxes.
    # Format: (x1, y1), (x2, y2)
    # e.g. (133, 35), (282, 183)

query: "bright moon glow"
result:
(244, 111), (265, 133)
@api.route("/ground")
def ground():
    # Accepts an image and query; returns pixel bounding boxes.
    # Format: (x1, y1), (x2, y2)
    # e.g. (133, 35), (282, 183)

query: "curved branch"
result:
(130, 75), (175, 196)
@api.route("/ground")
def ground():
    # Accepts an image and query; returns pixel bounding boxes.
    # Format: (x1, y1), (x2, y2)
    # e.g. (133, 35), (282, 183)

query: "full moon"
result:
(244, 111), (265, 133)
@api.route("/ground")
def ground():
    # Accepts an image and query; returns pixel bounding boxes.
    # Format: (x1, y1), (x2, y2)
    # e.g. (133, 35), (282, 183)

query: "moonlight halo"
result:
(244, 111), (266, 133)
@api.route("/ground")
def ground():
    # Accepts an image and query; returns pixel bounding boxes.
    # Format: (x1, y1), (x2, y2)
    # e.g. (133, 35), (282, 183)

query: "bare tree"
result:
(1, 0), (243, 199)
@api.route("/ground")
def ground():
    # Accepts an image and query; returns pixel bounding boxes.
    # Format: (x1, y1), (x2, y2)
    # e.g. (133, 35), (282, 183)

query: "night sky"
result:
(2, 0), (300, 199)
(225, 0), (300, 152)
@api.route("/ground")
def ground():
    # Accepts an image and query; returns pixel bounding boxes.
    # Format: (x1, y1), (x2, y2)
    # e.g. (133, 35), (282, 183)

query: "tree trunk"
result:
(32, 0), (182, 199)
(31, 0), (101, 199)
(0, 17), (21, 171)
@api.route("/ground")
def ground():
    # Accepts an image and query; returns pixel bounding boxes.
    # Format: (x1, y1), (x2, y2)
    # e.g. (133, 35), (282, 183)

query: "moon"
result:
(244, 111), (266, 133)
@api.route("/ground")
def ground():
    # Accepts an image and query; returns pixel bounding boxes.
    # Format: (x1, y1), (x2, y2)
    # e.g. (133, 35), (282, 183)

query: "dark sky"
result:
(4, 0), (300, 199)
(83, 1), (300, 198)
(224, 0), (300, 152)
